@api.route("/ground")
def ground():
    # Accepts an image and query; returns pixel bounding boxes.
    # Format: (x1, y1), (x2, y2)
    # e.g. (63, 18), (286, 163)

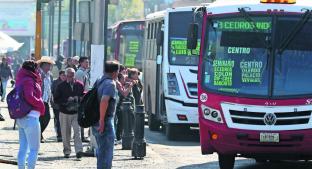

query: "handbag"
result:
(64, 100), (79, 112)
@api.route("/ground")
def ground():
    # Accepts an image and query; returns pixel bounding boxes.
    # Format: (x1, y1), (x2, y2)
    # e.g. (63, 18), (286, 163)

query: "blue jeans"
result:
(1, 78), (8, 100)
(92, 117), (115, 169)
(16, 116), (41, 169)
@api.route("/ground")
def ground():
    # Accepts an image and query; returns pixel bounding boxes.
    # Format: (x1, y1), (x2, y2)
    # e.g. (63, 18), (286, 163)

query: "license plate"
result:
(260, 133), (279, 143)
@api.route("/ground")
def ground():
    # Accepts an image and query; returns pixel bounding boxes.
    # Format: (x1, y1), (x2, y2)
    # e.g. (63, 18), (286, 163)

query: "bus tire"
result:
(218, 154), (235, 169)
(165, 124), (178, 140)
(147, 89), (160, 131)
(148, 113), (160, 131)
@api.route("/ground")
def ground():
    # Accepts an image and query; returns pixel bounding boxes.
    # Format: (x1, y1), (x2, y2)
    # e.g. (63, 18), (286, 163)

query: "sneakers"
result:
(115, 140), (122, 145)
(76, 152), (83, 159)
(82, 137), (90, 143)
(57, 137), (62, 142)
(0, 114), (4, 121)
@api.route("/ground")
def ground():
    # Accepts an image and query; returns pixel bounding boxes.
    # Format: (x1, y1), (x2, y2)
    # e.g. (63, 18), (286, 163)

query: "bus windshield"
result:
(169, 12), (200, 66)
(202, 15), (312, 98)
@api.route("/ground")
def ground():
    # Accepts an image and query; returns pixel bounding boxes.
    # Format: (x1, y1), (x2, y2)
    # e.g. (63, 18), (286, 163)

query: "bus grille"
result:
(187, 83), (198, 97)
(229, 110), (311, 126)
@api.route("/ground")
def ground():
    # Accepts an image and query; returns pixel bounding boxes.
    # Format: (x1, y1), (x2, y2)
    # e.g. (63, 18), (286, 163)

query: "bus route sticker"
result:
(200, 93), (208, 103)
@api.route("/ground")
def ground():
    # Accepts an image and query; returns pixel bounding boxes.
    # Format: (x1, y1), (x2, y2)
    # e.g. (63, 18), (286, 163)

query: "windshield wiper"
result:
(278, 10), (311, 55)
(238, 8), (271, 50)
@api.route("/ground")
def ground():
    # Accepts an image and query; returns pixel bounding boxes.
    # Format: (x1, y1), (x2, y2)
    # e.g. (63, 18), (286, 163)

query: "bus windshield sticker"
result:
(228, 47), (251, 54)
(125, 40), (140, 67)
(170, 38), (200, 56)
(213, 60), (235, 86)
(125, 54), (136, 67)
(240, 61), (263, 83)
(218, 88), (239, 93)
(129, 40), (139, 53)
(218, 21), (271, 31)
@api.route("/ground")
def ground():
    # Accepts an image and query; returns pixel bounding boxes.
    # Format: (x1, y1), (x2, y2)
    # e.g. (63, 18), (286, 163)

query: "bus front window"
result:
(168, 12), (200, 66)
(273, 17), (312, 96)
(202, 16), (271, 97)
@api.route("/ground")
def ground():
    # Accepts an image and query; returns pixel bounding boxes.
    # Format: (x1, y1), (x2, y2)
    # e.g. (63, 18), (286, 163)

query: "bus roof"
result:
(110, 20), (144, 30)
(207, 0), (312, 15)
(145, 6), (207, 20)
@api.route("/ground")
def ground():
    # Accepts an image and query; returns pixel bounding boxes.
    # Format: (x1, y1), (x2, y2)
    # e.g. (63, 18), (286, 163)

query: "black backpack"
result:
(78, 79), (105, 128)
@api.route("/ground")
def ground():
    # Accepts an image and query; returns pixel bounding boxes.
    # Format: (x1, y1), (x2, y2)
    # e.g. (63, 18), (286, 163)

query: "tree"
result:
(108, 0), (144, 26)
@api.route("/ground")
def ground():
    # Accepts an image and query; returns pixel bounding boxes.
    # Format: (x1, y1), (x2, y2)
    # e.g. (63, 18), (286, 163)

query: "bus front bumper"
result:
(200, 118), (312, 158)
(165, 99), (198, 124)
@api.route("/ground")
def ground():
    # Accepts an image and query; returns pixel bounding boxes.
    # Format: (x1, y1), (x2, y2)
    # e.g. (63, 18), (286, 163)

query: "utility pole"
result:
(57, 0), (61, 58)
(103, 0), (108, 62)
(51, 0), (55, 57)
(68, 0), (73, 58)
(35, 0), (42, 61)
(73, 0), (77, 56)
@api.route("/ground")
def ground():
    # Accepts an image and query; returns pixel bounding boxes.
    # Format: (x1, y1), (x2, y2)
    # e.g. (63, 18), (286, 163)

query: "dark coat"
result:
(54, 80), (84, 114)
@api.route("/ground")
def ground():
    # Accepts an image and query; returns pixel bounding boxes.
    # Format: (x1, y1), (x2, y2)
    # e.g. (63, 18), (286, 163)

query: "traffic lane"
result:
(144, 127), (312, 169)
(178, 160), (312, 169)
(144, 126), (210, 168)
(144, 126), (200, 146)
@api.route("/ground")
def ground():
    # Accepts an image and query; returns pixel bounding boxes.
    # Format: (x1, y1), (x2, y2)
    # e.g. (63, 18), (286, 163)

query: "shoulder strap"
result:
(94, 78), (107, 89)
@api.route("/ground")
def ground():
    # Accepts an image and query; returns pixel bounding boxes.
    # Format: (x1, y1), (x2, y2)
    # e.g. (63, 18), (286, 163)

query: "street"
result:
(1, 91), (312, 169)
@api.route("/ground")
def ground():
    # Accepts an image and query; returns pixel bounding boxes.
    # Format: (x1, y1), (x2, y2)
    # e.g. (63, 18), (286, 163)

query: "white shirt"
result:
(41, 69), (52, 103)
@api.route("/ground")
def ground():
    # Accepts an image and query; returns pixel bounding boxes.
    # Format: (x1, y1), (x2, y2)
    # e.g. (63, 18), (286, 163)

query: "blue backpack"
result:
(7, 83), (33, 119)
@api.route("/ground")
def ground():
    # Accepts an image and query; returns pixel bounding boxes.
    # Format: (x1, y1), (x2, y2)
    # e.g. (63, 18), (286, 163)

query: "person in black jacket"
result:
(54, 68), (84, 159)
(51, 70), (66, 142)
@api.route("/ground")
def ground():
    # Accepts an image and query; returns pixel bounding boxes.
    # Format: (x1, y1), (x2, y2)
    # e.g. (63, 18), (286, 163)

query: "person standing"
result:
(92, 61), (119, 169)
(128, 68), (143, 106)
(15, 60), (45, 169)
(37, 56), (55, 143)
(51, 70), (66, 142)
(66, 57), (78, 71)
(0, 57), (13, 102)
(75, 57), (90, 142)
(54, 68), (84, 159)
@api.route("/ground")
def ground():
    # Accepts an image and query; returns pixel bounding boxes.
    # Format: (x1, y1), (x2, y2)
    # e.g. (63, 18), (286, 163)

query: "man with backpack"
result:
(92, 61), (119, 169)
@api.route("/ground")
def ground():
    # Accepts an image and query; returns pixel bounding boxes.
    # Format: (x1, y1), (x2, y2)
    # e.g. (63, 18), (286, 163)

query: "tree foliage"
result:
(108, 0), (144, 26)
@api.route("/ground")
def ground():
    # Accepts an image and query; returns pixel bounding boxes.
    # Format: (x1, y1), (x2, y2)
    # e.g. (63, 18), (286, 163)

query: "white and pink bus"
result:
(188, 0), (312, 168)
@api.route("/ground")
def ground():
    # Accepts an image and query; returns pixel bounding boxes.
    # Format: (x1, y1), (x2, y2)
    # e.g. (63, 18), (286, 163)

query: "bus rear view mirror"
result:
(187, 23), (199, 50)
(156, 28), (164, 47)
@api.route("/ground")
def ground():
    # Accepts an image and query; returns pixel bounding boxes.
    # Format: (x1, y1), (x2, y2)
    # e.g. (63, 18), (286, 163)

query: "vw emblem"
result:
(264, 113), (277, 125)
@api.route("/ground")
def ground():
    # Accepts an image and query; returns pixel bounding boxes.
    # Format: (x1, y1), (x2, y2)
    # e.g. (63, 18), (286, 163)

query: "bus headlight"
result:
(167, 73), (180, 95)
(201, 105), (224, 123)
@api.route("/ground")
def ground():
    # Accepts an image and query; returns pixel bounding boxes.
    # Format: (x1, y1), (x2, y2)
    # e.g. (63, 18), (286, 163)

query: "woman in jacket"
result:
(15, 60), (45, 169)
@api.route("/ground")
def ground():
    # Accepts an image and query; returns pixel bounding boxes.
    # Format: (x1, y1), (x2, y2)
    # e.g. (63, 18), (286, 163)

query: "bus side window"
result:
(148, 23), (151, 40)
(156, 22), (163, 48)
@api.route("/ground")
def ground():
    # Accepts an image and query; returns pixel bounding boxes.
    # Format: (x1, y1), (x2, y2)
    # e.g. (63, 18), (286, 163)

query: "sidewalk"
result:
(0, 87), (156, 169)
